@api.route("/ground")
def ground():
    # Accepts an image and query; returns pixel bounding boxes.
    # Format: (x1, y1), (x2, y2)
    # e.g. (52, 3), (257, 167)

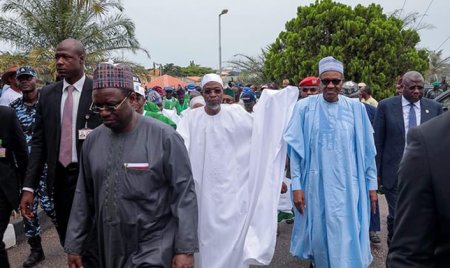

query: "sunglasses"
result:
(90, 93), (130, 113)
(321, 79), (342, 86)
(301, 87), (318, 93)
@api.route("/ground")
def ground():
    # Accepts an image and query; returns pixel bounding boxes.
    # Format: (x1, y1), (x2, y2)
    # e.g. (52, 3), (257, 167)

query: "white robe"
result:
(162, 108), (181, 124)
(177, 87), (298, 268)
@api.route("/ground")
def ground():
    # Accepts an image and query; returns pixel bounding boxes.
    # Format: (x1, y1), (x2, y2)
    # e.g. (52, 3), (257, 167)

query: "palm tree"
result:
(227, 48), (269, 85)
(0, 0), (149, 78)
(427, 50), (450, 82)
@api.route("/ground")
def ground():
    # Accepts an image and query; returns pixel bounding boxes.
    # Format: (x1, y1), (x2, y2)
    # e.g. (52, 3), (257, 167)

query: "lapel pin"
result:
(425, 109), (429, 113)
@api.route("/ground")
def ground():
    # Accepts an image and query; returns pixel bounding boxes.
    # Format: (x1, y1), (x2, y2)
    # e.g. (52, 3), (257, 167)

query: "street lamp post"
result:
(218, 9), (228, 76)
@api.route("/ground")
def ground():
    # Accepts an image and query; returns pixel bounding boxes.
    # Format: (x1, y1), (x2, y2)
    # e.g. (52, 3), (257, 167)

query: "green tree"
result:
(162, 63), (183, 77)
(181, 61), (215, 76)
(0, 0), (149, 78)
(264, 0), (428, 99)
(160, 62), (215, 77)
(0, 50), (53, 82)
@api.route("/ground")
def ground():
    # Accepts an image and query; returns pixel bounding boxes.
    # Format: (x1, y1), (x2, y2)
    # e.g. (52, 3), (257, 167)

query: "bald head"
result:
(57, 38), (85, 57)
(55, 38), (86, 84)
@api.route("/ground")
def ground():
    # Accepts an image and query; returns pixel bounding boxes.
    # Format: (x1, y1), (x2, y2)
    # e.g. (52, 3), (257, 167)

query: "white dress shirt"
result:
(61, 75), (86, 163)
(401, 96), (421, 138)
(22, 76), (86, 193)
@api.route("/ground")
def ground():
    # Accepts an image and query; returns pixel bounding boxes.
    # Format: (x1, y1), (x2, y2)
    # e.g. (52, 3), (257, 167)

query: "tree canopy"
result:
(264, 0), (429, 98)
(0, 0), (148, 79)
(161, 61), (215, 77)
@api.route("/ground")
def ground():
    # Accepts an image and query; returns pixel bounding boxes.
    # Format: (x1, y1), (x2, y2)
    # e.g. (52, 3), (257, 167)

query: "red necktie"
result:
(59, 85), (74, 167)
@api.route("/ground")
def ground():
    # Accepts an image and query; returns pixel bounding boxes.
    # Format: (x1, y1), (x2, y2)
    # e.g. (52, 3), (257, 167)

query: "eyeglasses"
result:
(407, 85), (424, 91)
(321, 79), (342, 86)
(203, 88), (222, 95)
(301, 87), (318, 93)
(90, 93), (130, 113)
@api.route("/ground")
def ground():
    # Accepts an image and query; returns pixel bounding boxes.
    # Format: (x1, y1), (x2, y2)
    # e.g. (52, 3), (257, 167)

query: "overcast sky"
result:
(94, 1), (448, 69)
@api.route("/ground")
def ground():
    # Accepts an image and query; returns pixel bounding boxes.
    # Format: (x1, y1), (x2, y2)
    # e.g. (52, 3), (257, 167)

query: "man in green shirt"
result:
(175, 88), (189, 115)
(163, 86), (177, 110)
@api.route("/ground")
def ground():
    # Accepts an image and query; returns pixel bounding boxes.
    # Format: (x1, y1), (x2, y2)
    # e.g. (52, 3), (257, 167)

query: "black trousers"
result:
(384, 185), (398, 246)
(0, 189), (13, 268)
(53, 162), (79, 247)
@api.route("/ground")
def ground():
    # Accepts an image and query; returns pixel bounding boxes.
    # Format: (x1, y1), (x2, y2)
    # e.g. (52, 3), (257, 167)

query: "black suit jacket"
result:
(23, 77), (102, 192)
(387, 111), (450, 267)
(0, 106), (28, 207)
(373, 96), (442, 189)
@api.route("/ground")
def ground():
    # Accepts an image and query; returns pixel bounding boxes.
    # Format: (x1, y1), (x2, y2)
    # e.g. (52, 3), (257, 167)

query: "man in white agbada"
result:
(177, 74), (298, 268)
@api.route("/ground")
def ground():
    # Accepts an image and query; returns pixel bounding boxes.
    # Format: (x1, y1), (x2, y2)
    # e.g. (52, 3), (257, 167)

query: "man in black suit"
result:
(387, 111), (450, 267)
(373, 71), (442, 245)
(20, 39), (101, 248)
(0, 106), (28, 267)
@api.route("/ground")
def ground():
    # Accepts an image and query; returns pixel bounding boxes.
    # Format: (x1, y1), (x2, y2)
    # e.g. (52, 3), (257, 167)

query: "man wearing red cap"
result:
(298, 76), (319, 99)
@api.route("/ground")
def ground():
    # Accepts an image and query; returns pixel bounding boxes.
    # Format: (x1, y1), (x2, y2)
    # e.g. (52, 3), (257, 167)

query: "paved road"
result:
(7, 196), (389, 268)
(8, 226), (65, 268)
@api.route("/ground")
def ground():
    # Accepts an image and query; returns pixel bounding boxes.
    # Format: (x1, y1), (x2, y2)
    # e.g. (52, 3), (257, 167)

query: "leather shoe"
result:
(23, 249), (45, 267)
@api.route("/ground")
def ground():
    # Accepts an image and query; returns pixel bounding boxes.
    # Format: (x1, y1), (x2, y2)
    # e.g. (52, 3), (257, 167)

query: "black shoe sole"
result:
(23, 256), (45, 267)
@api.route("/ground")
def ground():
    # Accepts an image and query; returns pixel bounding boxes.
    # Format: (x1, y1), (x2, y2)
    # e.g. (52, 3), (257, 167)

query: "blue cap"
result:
(16, 66), (37, 78)
(186, 83), (196, 90)
(319, 56), (344, 75)
(147, 89), (162, 104)
(164, 86), (174, 91)
(241, 90), (256, 103)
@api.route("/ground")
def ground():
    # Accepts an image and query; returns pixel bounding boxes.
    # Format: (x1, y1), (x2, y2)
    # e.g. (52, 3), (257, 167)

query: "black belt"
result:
(59, 162), (79, 173)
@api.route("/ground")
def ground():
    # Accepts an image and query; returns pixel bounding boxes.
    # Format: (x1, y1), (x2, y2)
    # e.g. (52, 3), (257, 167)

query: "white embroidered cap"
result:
(201, 73), (224, 88)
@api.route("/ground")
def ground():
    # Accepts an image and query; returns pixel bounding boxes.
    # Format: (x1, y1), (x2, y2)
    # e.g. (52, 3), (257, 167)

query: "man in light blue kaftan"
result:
(284, 56), (378, 268)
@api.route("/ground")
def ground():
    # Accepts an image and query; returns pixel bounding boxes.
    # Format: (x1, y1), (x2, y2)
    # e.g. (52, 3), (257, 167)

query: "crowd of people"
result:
(0, 38), (449, 268)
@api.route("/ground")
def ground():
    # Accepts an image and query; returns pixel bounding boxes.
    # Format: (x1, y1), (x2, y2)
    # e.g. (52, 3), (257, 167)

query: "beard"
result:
(206, 103), (221, 111)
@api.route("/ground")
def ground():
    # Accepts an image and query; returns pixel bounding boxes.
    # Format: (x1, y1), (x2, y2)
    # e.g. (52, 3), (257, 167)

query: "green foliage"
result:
(182, 61), (215, 77)
(162, 63), (183, 77)
(162, 61), (214, 77)
(264, 0), (429, 99)
(0, 0), (148, 78)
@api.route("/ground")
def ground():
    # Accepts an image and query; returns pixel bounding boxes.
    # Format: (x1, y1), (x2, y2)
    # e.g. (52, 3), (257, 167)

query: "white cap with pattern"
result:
(319, 56), (344, 75)
(201, 73), (224, 88)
